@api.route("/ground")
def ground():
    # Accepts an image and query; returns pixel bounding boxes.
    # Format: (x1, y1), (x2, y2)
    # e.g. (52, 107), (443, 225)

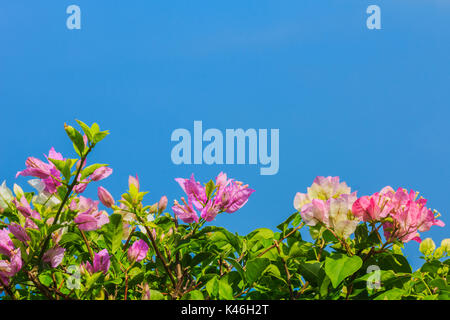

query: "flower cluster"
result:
(353, 186), (445, 243)
(173, 172), (255, 223)
(294, 177), (445, 243)
(294, 176), (359, 238)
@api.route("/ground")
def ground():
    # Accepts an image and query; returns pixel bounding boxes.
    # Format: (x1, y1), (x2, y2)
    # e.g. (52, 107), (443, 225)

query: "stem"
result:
(26, 269), (55, 300)
(80, 229), (94, 262)
(124, 271), (129, 300)
(123, 226), (137, 250)
(274, 241), (294, 300)
(257, 223), (304, 258)
(421, 277), (433, 296)
(316, 238), (325, 261)
(142, 224), (177, 289)
(346, 247), (376, 300)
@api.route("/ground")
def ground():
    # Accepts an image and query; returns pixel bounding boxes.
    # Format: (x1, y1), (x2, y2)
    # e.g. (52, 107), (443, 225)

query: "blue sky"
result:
(0, 0), (449, 270)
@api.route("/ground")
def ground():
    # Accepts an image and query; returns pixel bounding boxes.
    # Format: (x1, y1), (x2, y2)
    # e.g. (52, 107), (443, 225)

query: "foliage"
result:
(0, 121), (448, 300)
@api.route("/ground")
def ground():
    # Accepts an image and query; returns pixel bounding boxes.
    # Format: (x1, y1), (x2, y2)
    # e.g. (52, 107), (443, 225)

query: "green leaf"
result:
(206, 276), (219, 299)
(262, 264), (284, 282)
(219, 278), (234, 300)
(289, 241), (311, 258)
(246, 228), (274, 251)
(420, 260), (442, 275)
(319, 275), (332, 298)
(76, 119), (93, 142)
(103, 214), (123, 253)
(374, 288), (405, 300)
(298, 261), (322, 286)
(148, 289), (165, 300)
(59, 232), (84, 247)
(128, 267), (145, 286)
(245, 258), (270, 284)
(64, 124), (85, 155)
(93, 131), (109, 144)
(205, 180), (216, 201)
(324, 254), (363, 288)
(379, 253), (412, 273)
(225, 258), (246, 282)
(38, 273), (53, 287)
(184, 290), (204, 300)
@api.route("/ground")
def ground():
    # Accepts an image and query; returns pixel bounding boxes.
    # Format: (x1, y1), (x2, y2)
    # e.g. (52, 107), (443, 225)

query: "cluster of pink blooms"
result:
(16, 147), (112, 196)
(172, 172), (255, 223)
(81, 249), (111, 275)
(80, 240), (149, 276)
(294, 176), (445, 243)
(352, 186), (445, 243)
(15, 147), (113, 233)
(71, 196), (110, 231)
(0, 146), (116, 281)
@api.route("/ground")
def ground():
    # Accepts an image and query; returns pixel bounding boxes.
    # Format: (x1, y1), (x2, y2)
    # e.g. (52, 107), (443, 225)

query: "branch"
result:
(143, 224), (177, 290)
(38, 145), (94, 263)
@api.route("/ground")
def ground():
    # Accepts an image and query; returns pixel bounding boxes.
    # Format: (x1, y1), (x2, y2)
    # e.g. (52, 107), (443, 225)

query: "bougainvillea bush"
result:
(0, 121), (449, 300)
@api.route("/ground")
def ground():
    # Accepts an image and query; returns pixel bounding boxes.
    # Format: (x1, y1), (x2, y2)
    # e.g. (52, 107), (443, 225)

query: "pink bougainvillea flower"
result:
(12, 197), (41, 231)
(174, 173), (254, 223)
(90, 167), (113, 182)
(301, 199), (330, 227)
(175, 174), (207, 211)
(328, 193), (359, 239)
(8, 223), (30, 243)
(98, 186), (115, 208)
(0, 228), (14, 257)
(215, 172), (231, 188)
(158, 195), (168, 214)
(352, 187), (394, 222)
(73, 178), (89, 194)
(12, 196), (40, 220)
(200, 200), (221, 222)
(128, 239), (149, 263)
(301, 192), (359, 239)
(294, 176), (352, 211)
(74, 210), (109, 231)
(42, 246), (66, 268)
(0, 248), (22, 285)
(172, 197), (199, 223)
(216, 180), (255, 214)
(82, 249), (110, 275)
(16, 147), (64, 194)
(73, 196), (110, 231)
(72, 166), (114, 194)
(381, 188), (445, 243)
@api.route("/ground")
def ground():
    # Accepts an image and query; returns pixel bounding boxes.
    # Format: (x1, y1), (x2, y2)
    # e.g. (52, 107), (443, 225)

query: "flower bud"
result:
(91, 167), (113, 182)
(129, 175), (140, 191)
(98, 186), (115, 208)
(433, 247), (445, 260)
(158, 196), (168, 214)
(148, 203), (158, 214)
(440, 239), (450, 254)
(419, 238), (436, 256)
